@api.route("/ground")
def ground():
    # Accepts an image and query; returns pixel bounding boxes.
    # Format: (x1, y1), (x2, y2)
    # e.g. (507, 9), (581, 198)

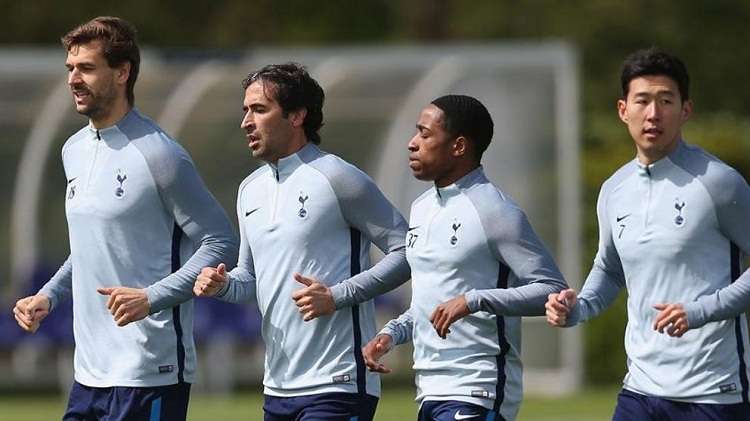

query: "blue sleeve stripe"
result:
(149, 397), (162, 421)
(731, 242), (749, 403)
(171, 223), (186, 383)
(493, 263), (511, 415)
(350, 228), (367, 395)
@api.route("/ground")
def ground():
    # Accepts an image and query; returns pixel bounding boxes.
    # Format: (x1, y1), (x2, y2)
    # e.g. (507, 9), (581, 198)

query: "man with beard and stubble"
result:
(12, 16), (236, 420)
(193, 63), (410, 421)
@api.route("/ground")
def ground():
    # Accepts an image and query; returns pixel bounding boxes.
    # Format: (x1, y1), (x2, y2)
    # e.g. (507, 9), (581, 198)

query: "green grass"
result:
(0, 386), (618, 420)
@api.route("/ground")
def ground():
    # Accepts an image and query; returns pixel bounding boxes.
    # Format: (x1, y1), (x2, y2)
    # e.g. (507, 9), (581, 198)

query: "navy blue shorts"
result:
(263, 392), (378, 421)
(418, 400), (503, 421)
(63, 381), (191, 421)
(613, 388), (750, 421)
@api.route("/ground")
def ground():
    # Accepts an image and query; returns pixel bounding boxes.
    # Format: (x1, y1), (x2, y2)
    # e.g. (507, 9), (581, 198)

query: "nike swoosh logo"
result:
(245, 207), (260, 217)
(616, 214), (631, 222)
(454, 411), (480, 420)
(407, 226), (421, 231)
(67, 177), (77, 184)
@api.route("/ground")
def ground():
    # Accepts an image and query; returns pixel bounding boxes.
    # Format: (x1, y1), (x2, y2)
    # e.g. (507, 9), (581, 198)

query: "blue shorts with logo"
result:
(263, 392), (378, 421)
(63, 381), (191, 421)
(418, 400), (503, 421)
(613, 388), (750, 421)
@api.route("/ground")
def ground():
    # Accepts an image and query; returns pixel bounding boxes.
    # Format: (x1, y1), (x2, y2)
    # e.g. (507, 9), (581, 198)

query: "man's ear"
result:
(617, 99), (628, 124)
(289, 108), (307, 128)
(115, 61), (131, 86)
(452, 136), (467, 158)
(681, 99), (693, 123)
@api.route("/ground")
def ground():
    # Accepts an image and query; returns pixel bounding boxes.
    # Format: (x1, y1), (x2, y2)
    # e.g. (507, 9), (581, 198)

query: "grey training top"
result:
(381, 167), (566, 420)
(216, 143), (409, 397)
(569, 140), (750, 403)
(39, 108), (237, 387)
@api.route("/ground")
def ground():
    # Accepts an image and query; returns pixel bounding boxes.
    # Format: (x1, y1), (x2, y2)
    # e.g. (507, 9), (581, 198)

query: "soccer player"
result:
(12, 16), (237, 420)
(361, 95), (567, 421)
(193, 63), (410, 421)
(545, 48), (750, 420)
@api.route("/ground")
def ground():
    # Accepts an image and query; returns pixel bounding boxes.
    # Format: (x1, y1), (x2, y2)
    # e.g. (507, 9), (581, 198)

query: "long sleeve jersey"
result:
(39, 108), (237, 388)
(381, 167), (567, 420)
(216, 143), (409, 398)
(569, 140), (750, 403)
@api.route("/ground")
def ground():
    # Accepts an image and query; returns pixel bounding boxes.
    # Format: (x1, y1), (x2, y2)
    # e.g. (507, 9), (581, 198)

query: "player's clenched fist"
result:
(292, 273), (335, 322)
(194, 263), (227, 297)
(362, 334), (394, 373)
(545, 288), (578, 327)
(13, 294), (51, 333)
(430, 295), (470, 339)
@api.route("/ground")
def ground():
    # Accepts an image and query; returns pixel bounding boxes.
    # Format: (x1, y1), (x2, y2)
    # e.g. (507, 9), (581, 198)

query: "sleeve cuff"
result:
(145, 286), (169, 314)
(214, 274), (232, 299)
(330, 283), (350, 310)
(684, 302), (705, 330)
(564, 304), (582, 327)
(464, 290), (481, 313)
(378, 327), (399, 344)
(36, 291), (56, 312)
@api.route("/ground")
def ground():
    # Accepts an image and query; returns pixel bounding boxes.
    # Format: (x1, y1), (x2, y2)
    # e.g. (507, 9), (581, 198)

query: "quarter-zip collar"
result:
(86, 107), (139, 142)
(267, 142), (316, 182)
(635, 139), (685, 178)
(434, 166), (485, 204)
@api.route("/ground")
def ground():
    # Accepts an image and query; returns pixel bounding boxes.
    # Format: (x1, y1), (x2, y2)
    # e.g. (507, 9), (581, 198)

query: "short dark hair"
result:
(62, 16), (140, 106)
(621, 48), (690, 102)
(242, 63), (325, 145)
(430, 95), (494, 162)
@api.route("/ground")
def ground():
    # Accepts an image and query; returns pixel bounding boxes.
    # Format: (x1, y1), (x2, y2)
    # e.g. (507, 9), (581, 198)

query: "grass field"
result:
(0, 386), (618, 420)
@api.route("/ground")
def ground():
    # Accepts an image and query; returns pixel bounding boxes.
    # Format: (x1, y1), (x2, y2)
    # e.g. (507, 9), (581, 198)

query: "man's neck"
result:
(435, 162), (480, 188)
(636, 136), (681, 166)
(90, 99), (131, 130)
(268, 138), (309, 166)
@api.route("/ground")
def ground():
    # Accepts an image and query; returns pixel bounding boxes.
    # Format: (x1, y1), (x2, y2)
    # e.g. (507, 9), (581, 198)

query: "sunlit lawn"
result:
(0, 386), (617, 420)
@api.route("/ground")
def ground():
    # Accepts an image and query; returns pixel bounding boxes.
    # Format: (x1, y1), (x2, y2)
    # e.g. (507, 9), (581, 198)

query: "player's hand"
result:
(362, 334), (393, 373)
(292, 273), (335, 322)
(430, 295), (471, 339)
(97, 287), (150, 327)
(194, 263), (227, 297)
(546, 289), (577, 327)
(13, 294), (50, 333)
(652, 303), (689, 337)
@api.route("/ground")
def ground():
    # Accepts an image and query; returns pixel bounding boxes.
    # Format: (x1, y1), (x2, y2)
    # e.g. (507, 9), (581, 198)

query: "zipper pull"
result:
(96, 129), (101, 140)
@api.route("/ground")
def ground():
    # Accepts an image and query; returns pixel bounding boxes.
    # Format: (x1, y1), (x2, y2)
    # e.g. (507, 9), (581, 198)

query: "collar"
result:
(87, 108), (138, 140)
(636, 139), (685, 177)
(434, 166), (486, 202)
(268, 142), (318, 181)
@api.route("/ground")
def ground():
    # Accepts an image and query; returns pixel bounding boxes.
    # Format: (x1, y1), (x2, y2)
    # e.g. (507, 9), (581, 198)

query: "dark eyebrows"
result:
(633, 89), (676, 98)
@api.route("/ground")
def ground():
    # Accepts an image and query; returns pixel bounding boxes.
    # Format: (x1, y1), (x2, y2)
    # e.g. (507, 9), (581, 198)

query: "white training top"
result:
(570, 140), (750, 403)
(382, 167), (566, 420)
(217, 143), (409, 398)
(40, 108), (237, 387)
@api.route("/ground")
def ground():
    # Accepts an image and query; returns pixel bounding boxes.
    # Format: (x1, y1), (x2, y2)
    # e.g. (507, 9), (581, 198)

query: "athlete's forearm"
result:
(379, 308), (414, 345)
(330, 247), (410, 309)
(38, 256), (73, 311)
(466, 276), (565, 316)
(214, 268), (257, 304)
(567, 265), (624, 326)
(685, 268), (750, 328)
